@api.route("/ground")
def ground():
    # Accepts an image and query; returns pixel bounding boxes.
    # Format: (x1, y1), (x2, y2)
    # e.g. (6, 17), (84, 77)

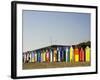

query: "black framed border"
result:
(11, 1), (98, 79)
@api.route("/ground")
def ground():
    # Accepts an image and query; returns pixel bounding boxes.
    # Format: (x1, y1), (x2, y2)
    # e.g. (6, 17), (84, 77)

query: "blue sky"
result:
(23, 10), (90, 52)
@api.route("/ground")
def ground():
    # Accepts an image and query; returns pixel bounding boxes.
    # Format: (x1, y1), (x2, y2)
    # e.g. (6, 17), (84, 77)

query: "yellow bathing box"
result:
(42, 50), (46, 62)
(85, 46), (90, 62)
(70, 46), (74, 62)
(74, 47), (79, 62)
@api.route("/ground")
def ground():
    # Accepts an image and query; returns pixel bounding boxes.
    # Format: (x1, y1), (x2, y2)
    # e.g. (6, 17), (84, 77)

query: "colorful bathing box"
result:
(23, 45), (91, 63)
